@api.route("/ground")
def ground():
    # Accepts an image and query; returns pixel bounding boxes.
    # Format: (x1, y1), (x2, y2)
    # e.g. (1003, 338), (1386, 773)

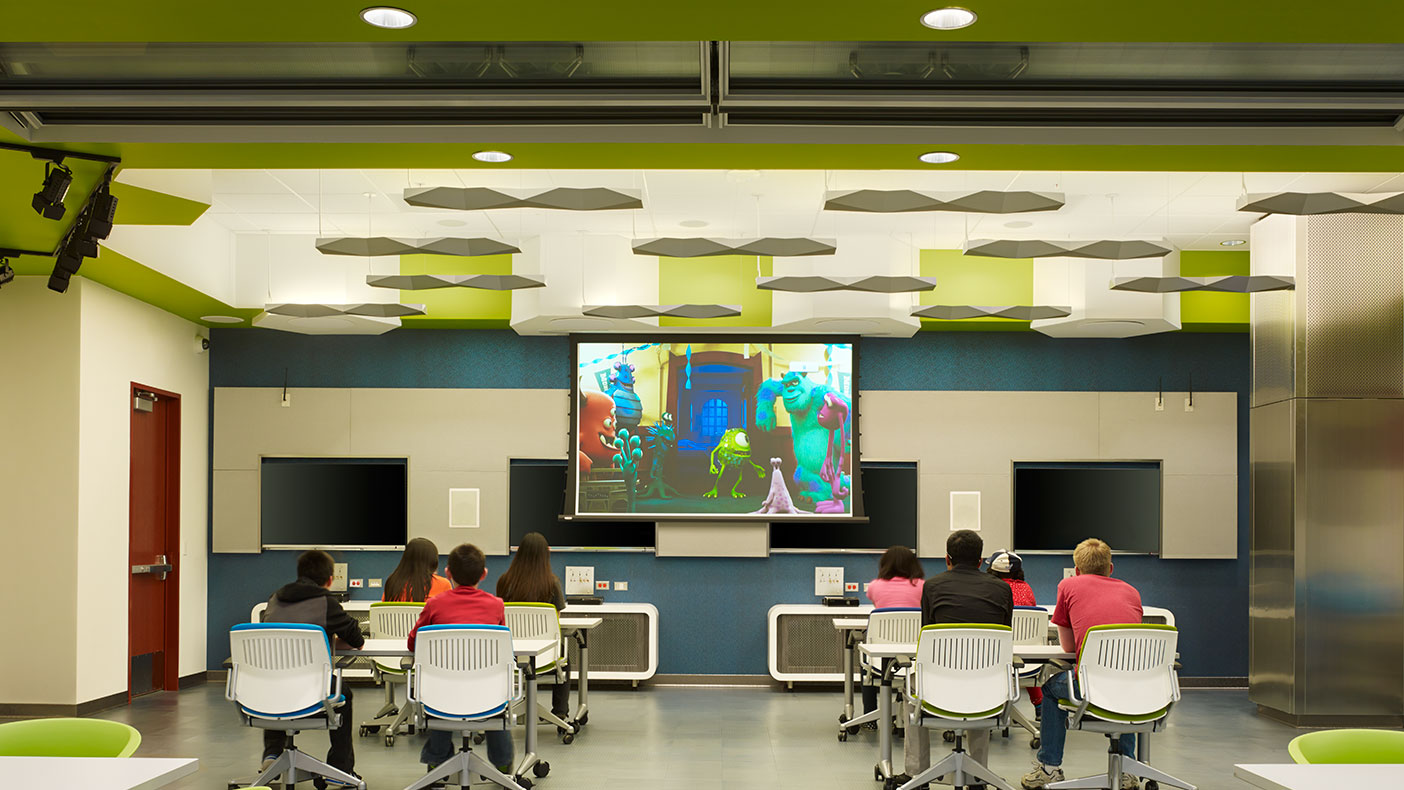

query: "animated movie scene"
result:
(574, 340), (855, 518)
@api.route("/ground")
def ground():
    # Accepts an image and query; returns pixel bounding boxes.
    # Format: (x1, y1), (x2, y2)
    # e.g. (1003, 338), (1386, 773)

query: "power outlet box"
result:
(349, 578), (363, 589)
(331, 563), (348, 592)
(595, 580), (610, 591)
(1064, 567), (1076, 580)
(844, 582), (859, 593)
(565, 566), (594, 596)
(815, 567), (844, 596)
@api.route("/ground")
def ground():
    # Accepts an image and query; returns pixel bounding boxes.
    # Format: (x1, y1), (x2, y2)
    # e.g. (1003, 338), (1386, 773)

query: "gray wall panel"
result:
(1249, 399), (1297, 713)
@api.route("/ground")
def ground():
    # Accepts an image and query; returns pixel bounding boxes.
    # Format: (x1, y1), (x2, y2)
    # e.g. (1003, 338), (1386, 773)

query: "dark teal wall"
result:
(208, 329), (1250, 677)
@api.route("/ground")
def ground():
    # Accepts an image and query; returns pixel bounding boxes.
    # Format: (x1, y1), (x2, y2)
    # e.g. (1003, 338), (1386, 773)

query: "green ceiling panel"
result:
(396, 253), (514, 326)
(5, 1), (1402, 43)
(918, 248), (1034, 330)
(108, 182), (209, 225)
(1178, 249), (1250, 332)
(658, 254), (772, 328)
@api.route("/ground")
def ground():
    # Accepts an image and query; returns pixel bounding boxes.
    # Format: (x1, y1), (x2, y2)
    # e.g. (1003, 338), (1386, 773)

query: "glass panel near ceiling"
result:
(727, 42), (1404, 87)
(0, 42), (700, 85)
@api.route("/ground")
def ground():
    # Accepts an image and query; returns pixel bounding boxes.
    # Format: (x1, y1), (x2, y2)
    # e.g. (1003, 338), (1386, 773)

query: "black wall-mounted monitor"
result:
(1013, 461), (1161, 554)
(260, 457), (408, 549)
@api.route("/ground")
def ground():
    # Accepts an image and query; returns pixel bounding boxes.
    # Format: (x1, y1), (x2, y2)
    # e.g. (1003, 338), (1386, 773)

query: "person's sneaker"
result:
(862, 721), (878, 731)
(1120, 773), (1141, 790)
(258, 755), (276, 775)
(1021, 763), (1064, 789)
(312, 771), (363, 789)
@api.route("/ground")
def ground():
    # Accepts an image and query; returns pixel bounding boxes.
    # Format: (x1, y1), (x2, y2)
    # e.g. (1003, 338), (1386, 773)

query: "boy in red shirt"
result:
(1022, 538), (1143, 790)
(408, 543), (514, 775)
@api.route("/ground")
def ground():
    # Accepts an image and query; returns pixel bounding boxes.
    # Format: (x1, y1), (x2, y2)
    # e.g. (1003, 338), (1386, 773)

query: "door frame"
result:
(129, 382), (182, 696)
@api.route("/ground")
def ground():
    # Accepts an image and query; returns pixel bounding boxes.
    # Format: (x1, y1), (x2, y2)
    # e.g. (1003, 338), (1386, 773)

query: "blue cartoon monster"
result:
(604, 356), (642, 434)
(755, 371), (851, 508)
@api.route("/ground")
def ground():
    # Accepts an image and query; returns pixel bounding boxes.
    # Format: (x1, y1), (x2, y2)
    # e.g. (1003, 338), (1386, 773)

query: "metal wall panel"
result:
(1302, 215), (1404, 399)
(1250, 215), (1299, 407)
(1298, 399), (1404, 716)
(1249, 399), (1297, 713)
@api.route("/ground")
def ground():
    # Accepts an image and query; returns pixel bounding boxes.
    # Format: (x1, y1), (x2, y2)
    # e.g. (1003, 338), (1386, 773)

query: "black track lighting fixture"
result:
(32, 161), (74, 220)
(0, 258), (14, 289)
(47, 243), (84, 293)
(85, 184), (118, 239)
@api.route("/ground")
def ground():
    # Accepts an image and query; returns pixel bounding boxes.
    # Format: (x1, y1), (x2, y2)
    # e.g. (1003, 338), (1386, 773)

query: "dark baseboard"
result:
(1, 691), (128, 718)
(77, 692), (128, 715)
(206, 669), (229, 682)
(178, 671), (208, 689)
(1180, 676), (1247, 688)
(1257, 705), (1404, 728)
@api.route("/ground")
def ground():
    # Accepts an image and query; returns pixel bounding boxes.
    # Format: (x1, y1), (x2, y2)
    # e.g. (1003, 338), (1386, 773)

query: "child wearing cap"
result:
(987, 549), (1043, 708)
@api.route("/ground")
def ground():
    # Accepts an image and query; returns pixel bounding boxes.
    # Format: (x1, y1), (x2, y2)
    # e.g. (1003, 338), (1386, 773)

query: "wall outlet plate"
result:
(1064, 567), (1076, 579)
(349, 578), (363, 588)
(844, 582), (859, 593)
(595, 580), (610, 591)
(368, 578), (382, 588)
(815, 566), (844, 596)
(565, 566), (595, 596)
(330, 563), (348, 592)
(614, 581), (628, 591)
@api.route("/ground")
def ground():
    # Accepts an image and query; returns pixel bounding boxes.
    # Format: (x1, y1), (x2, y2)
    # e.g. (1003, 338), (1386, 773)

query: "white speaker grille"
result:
(449, 488), (480, 529)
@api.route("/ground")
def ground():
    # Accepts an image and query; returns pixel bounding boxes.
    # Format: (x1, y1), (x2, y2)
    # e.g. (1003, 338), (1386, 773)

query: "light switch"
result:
(368, 578), (382, 588)
(614, 581), (628, 591)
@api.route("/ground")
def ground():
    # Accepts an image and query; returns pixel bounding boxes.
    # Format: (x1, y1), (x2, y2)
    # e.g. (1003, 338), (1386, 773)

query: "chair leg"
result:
(1120, 757), (1196, 790)
(403, 735), (526, 790)
(1010, 703), (1039, 738)
(248, 745), (364, 790)
(898, 731), (1016, 790)
(1046, 775), (1111, 790)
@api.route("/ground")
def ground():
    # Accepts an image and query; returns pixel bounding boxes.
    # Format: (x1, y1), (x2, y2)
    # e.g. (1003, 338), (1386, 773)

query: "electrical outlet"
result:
(349, 578), (364, 588)
(595, 580), (610, 591)
(330, 563), (348, 592)
(815, 566), (844, 596)
(1064, 567), (1076, 580)
(565, 566), (595, 596)
(368, 578), (382, 588)
(614, 581), (628, 591)
(844, 582), (859, 593)
(863, 582), (871, 593)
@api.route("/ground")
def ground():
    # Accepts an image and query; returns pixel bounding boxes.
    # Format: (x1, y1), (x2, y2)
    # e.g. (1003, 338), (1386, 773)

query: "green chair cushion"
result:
(1288, 729), (1404, 764)
(1057, 699), (1169, 725)
(0, 717), (141, 758)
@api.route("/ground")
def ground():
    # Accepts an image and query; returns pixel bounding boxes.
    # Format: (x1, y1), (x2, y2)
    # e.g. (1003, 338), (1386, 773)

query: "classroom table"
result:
(0, 756), (198, 790)
(1233, 763), (1395, 790)
(856, 642), (1076, 788)
(559, 616), (602, 729)
(831, 617), (871, 724)
(345, 637), (557, 785)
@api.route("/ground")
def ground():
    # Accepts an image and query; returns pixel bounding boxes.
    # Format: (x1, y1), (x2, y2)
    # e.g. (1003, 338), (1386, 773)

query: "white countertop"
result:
(0, 756), (198, 790)
(1234, 763), (1399, 790)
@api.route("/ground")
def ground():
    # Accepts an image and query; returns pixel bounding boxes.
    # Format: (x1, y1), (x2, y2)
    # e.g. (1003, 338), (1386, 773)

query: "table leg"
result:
(842, 632), (855, 721)
(570, 629), (590, 727)
(876, 664), (893, 782)
(514, 658), (542, 782)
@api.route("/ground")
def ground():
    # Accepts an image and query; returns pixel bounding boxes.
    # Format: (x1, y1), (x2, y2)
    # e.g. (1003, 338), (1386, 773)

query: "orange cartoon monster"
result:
(577, 390), (618, 475)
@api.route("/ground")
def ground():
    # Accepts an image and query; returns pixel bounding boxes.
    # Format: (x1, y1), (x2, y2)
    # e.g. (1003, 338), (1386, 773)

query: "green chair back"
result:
(0, 717), (141, 757)
(1288, 728), (1404, 764)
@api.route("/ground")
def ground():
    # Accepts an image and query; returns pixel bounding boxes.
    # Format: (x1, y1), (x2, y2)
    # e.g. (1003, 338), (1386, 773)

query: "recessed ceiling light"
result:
(201, 315), (244, 324)
(1004, 220), (1033, 229)
(918, 151), (960, 164)
(472, 150), (512, 163)
(1220, 239), (1247, 247)
(437, 219), (468, 227)
(920, 7), (977, 30)
(360, 7), (417, 29)
(680, 219), (709, 228)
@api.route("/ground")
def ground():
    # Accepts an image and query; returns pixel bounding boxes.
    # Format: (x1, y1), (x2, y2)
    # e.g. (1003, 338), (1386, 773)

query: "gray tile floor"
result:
(88, 683), (1297, 789)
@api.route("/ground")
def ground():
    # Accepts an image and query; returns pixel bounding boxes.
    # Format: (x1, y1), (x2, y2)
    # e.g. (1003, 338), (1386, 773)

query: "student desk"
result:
(345, 638), (557, 785)
(559, 616), (602, 728)
(0, 756), (198, 790)
(857, 642), (1076, 788)
(1234, 763), (1396, 790)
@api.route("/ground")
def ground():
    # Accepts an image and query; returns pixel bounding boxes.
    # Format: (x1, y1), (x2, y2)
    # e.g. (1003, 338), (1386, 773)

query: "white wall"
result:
(0, 277), (81, 705)
(75, 279), (210, 702)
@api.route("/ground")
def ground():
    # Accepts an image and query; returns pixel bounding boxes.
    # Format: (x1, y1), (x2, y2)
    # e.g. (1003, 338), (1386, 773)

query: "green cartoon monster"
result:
(703, 428), (767, 499)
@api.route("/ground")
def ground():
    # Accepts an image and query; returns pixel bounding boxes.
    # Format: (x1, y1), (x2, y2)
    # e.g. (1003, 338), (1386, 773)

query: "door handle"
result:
(132, 554), (173, 581)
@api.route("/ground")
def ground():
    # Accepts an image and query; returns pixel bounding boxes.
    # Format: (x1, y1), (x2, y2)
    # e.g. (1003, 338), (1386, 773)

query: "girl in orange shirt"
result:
(383, 537), (451, 602)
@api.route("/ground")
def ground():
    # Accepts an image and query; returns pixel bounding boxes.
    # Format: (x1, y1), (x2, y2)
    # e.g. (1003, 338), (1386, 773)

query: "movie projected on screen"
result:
(570, 338), (858, 520)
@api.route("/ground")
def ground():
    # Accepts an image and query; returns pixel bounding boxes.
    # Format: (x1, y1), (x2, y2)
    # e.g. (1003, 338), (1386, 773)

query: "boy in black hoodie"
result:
(261, 549), (365, 787)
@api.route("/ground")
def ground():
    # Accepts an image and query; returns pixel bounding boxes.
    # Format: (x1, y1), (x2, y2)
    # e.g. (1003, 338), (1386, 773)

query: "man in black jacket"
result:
(261, 550), (365, 787)
(903, 529), (1014, 788)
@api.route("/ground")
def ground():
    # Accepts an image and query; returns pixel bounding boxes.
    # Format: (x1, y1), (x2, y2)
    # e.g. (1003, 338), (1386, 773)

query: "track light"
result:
(32, 162), (73, 220)
(0, 258), (14, 289)
(85, 186), (118, 239)
(47, 240), (87, 294)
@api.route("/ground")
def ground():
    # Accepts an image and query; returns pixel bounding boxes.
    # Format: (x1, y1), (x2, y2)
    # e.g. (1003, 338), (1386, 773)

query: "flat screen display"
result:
(261, 457), (408, 548)
(569, 337), (858, 520)
(1013, 462), (1161, 553)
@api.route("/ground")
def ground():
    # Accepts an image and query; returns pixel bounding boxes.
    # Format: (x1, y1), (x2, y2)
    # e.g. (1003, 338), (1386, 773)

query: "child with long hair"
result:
(383, 537), (450, 603)
(860, 545), (925, 722)
(496, 532), (569, 720)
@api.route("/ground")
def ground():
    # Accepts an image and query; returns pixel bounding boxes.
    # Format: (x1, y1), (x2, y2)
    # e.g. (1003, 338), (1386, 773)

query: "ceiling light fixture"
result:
(920, 7), (977, 30)
(0, 258), (13, 289)
(1220, 239), (1247, 247)
(32, 161), (73, 220)
(471, 150), (513, 163)
(918, 151), (960, 165)
(200, 315), (245, 324)
(360, 7), (417, 29)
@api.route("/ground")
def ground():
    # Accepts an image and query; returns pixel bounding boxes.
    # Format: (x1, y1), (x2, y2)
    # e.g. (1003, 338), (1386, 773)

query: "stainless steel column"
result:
(1249, 213), (1404, 725)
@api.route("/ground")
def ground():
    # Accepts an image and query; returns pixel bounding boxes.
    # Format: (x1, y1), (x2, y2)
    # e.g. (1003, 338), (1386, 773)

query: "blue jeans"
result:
(421, 728), (514, 772)
(1037, 671), (1135, 767)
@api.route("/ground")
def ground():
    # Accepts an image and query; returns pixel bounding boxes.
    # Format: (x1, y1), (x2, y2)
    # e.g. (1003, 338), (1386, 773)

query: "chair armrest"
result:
(1013, 657), (1025, 669)
(224, 663), (238, 702)
(512, 663), (525, 704)
(1047, 658), (1072, 673)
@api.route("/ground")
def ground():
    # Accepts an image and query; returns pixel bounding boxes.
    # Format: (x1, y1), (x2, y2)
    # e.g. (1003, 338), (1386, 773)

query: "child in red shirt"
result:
(986, 550), (1042, 706)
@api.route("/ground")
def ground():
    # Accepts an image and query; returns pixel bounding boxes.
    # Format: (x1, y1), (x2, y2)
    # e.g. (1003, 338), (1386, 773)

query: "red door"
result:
(129, 384), (180, 697)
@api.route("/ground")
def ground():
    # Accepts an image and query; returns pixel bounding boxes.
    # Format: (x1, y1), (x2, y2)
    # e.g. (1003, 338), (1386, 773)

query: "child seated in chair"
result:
(261, 549), (365, 788)
(408, 543), (515, 774)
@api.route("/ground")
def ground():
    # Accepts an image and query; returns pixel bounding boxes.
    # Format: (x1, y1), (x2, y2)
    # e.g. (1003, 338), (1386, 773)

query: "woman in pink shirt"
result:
(860, 545), (925, 721)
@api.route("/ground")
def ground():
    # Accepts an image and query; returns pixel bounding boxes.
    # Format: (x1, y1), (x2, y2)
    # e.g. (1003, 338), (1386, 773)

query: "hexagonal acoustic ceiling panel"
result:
(582, 304), (742, 319)
(910, 305), (1073, 320)
(403, 186), (643, 211)
(1236, 192), (1404, 215)
(631, 238), (836, 257)
(1110, 275), (1296, 293)
(366, 273), (547, 291)
(755, 275), (938, 293)
(315, 236), (521, 256)
(265, 303), (428, 318)
(824, 190), (1065, 214)
(963, 238), (1174, 259)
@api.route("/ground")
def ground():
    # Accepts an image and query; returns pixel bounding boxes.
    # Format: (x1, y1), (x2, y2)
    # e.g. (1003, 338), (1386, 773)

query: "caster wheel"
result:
(358, 726), (369, 737)
(577, 712), (588, 726)
(533, 761), (551, 778)
(1030, 737), (1041, 749)
(406, 724), (416, 735)
(561, 731), (575, 745)
(847, 725), (859, 735)
(874, 765), (884, 781)
(838, 731), (847, 742)
(1002, 727), (1010, 738)
(384, 734), (395, 747)
(883, 778), (898, 790)
(1144, 783), (1159, 790)
(515, 778), (532, 790)
(472, 733), (485, 745)
(839, 713), (849, 724)
(943, 730), (955, 743)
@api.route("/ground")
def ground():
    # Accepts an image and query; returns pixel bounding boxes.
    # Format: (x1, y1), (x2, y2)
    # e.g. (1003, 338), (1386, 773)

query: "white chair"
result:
(842, 607), (922, 737)
(405, 624), (526, 790)
(504, 603), (575, 743)
(1048, 625), (1196, 790)
(900, 624), (1019, 790)
(1007, 606), (1050, 748)
(226, 623), (366, 790)
(360, 601), (424, 746)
